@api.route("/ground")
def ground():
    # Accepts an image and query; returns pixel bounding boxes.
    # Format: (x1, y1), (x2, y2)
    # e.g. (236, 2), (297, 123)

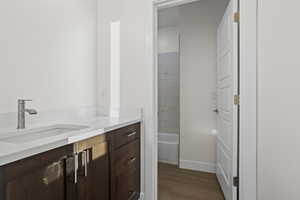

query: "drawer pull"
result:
(128, 157), (137, 164)
(127, 132), (137, 137)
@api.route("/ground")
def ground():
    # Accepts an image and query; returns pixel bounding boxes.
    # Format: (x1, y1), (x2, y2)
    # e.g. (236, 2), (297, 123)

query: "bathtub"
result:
(158, 133), (179, 165)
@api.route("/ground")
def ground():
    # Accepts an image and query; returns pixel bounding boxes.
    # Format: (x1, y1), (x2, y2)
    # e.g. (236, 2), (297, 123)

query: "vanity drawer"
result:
(111, 123), (140, 150)
(112, 139), (140, 176)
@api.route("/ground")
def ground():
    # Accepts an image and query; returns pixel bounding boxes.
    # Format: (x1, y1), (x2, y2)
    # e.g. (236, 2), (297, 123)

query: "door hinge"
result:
(234, 95), (240, 105)
(233, 176), (239, 187)
(234, 12), (240, 23)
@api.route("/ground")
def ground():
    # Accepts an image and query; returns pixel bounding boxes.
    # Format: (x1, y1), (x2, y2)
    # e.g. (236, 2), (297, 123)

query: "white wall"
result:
(257, 0), (300, 199)
(97, 0), (121, 116)
(0, 0), (97, 113)
(179, 0), (228, 172)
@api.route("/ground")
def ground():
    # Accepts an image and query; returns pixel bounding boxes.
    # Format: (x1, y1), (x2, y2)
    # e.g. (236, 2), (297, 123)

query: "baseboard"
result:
(158, 159), (178, 165)
(158, 133), (179, 165)
(180, 160), (216, 173)
(139, 192), (144, 200)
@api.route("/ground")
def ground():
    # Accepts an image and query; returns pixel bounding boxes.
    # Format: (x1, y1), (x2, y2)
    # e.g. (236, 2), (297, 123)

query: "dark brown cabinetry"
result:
(108, 123), (141, 200)
(72, 135), (110, 200)
(0, 145), (73, 200)
(0, 122), (141, 200)
(75, 151), (109, 200)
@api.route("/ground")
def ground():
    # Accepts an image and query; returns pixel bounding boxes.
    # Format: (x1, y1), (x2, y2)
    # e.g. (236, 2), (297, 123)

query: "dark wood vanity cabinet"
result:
(0, 122), (141, 200)
(77, 152), (109, 200)
(0, 145), (74, 200)
(108, 123), (141, 200)
(71, 135), (110, 200)
(0, 142), (110, 200)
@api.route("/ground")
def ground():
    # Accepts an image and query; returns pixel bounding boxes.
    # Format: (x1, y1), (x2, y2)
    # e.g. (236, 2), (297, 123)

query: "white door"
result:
(216, 0), (239, 200)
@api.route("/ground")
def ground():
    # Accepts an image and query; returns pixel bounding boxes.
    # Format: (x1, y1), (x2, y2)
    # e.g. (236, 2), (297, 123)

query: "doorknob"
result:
(213, 109), (219, 114)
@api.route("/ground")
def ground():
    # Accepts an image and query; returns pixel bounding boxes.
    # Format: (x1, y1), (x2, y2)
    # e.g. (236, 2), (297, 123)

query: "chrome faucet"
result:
(17, 99), (38, 129)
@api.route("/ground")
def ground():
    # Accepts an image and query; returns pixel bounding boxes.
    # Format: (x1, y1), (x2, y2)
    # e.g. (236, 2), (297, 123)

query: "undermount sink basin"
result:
(0, 124), (88, 145)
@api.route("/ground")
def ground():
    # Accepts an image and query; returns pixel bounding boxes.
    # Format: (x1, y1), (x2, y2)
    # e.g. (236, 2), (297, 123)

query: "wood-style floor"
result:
(158, 163), (225, 200)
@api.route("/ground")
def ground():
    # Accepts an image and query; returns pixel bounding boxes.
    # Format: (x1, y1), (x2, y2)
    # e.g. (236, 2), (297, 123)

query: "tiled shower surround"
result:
(158, 52), (180, 134)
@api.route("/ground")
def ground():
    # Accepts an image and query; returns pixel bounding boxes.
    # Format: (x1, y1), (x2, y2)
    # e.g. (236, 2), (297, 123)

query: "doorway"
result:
(155, 0), (241, 199)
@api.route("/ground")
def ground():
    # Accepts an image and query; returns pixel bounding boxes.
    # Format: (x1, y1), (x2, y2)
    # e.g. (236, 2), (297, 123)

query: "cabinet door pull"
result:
(74, 153), (78, 184)
(128, 157), (137, 164)
(82, 150), (88, 177)
(127, 132), (137, 137)
(42, 161), (63, 185)
(86, 149), (90, 164)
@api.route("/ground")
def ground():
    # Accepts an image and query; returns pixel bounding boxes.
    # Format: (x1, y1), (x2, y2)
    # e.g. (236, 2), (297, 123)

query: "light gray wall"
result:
(179, 0), (228, 168)
(257, 0), (300, 199)
(0, 0), (97, 113)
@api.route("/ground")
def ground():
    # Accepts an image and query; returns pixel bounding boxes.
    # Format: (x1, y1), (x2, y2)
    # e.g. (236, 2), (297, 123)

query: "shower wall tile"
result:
(158, 52), (180, 134)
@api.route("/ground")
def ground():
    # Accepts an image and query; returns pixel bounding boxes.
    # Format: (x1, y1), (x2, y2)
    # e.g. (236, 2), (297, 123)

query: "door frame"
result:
(151, 0), (257, 200)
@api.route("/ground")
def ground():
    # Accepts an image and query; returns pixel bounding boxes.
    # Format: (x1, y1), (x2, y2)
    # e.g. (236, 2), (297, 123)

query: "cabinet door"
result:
(5, 160), (66, 200)
(76, 142), (109, 200)
(1, 145), (73, 200)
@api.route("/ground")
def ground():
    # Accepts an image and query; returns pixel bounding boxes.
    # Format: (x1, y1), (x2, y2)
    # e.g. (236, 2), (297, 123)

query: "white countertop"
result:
(0, 116), (141, 166)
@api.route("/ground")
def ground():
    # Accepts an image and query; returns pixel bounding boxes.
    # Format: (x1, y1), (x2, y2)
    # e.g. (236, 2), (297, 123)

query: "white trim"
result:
(180, 160), (216, 174)
(159, 160), (178, 165)
(154, 0), (200, 10)
(239, 0), (257, 200)
(158, 141), (178, 145)
(158, 132), (179, 165)
(151, 0), (257, 200)
(152, 5), (159, 200)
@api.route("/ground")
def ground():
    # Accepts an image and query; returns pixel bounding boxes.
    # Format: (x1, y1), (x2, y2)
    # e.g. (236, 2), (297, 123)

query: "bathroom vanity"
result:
(0, 121), (141, 200)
